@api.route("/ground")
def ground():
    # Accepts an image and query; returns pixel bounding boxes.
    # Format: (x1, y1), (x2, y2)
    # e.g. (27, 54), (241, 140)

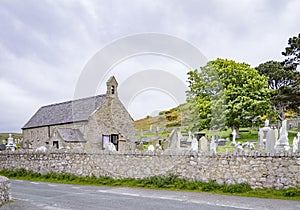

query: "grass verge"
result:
(1, 169), (300, 200)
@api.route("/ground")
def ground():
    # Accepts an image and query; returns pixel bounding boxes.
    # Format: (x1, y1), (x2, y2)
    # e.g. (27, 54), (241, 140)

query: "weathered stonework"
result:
(0, 176), (11, 206)
(22, 76), (136, 151)
(0, 151), (299, 190)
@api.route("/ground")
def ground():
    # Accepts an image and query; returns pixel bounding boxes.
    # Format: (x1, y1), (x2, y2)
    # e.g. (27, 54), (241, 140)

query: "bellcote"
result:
(106, 76), (118, 97)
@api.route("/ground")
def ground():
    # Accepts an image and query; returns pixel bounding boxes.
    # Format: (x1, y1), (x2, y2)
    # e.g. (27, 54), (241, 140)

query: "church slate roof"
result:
(23, 94), (107, 129)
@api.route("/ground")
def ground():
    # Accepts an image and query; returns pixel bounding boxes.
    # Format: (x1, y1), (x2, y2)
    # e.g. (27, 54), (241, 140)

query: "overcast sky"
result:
(0, 0), (299, 133)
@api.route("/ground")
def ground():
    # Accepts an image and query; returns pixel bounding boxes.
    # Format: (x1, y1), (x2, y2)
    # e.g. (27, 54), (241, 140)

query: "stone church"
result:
(22, 76), (135, 151)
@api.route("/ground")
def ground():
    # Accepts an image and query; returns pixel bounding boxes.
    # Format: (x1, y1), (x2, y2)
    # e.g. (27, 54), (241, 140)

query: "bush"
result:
(201, 181), (221, 192)
(284, 188), (300, 197)
(222, 183), (252, 193)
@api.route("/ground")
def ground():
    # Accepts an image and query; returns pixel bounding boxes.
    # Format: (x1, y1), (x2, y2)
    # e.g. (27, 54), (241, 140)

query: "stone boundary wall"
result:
(0, 176), (10, 206)
(0, 150), (299, 189)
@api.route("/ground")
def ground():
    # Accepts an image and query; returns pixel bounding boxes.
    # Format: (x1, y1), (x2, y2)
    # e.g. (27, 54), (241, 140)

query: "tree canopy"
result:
(187, 58), (271, 133)
(282, 33), (300, 69)
(256, 60), (300, 119)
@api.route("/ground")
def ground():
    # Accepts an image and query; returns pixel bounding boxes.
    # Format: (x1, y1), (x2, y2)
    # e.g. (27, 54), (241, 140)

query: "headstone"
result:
(137, 142), (144, 151)
(258, 129), (264, 149)
(191, 137), (198, 152)
(275, 120), (290, 152)
(118, 136), (127, 153)
(147, 144), (155, 152)
(35, 146), (47, 153)
(106, 142), (116, 152)
(187, 131), (193, 142)
(210, 136), (217, 153)
(266, 129), (276, 153)
(298, 132), (300, 152)
(200, 136), (208, 152)
(231, 129), (237, 144)
(168, 129), (180, 150)
(265, 119), (270, 127)
(293, 137), (299, 153)
(177, 131), (183, 141)
(274, 128), (279, 143)
(7, 134), (13, 145)
(149, 125), (153, 132)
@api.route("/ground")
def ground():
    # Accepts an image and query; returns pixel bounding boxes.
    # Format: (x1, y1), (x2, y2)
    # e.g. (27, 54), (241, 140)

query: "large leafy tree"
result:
(187, 58), (271, 136)
(256, 60), (300, 120)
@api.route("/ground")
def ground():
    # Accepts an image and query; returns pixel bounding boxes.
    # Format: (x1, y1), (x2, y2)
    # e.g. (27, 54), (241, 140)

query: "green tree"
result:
(256, 61), (300, 120)
(282, 33), (300, 69)
(187, 58), (271, 136)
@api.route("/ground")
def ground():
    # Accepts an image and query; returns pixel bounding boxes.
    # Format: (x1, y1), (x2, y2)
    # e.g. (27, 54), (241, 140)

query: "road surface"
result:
(1, 180), (300, 210)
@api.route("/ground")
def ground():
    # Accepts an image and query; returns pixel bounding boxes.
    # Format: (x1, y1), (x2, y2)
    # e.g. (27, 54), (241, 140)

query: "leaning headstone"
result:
(266, 129), (276, 153)
(200, 136), (208, 152)
(275, 120), (290, 152)
(168, 129), (180, 150)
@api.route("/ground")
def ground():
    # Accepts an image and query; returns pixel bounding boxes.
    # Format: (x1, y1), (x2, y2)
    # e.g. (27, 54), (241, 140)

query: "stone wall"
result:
(0, 176), (10, 206)
(0, 151), (299, 190)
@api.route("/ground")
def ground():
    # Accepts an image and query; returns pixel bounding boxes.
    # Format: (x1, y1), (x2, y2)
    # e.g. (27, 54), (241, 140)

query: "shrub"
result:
(222, 183), (252, 193)
(284, 188), (300, 197)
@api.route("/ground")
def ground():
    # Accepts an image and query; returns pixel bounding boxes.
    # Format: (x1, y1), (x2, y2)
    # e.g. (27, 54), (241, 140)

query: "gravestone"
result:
(266, 129), (276, 153)
(200, 136), (208, 152)
(147, 144), (155, 152)
(210, 136), (217, 153)
(191, 137), (198, 152)
(187, 131), (193, 142)
(118, 136), (127, 153)
(258, 129), (264, 149)
(231, 129), (237, 144)
(293, 137), (299, 153)
(275, 120), (290, 152)
(7, 134), (13, 145)
(168, 129), (180, 150)
(106, 142), (116, 152)
(298, 132), (300, 152)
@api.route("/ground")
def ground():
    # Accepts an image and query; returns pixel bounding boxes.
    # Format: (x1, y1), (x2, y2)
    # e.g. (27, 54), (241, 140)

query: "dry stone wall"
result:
(0, 176), (10, 206)
(0, 151), (299, 190)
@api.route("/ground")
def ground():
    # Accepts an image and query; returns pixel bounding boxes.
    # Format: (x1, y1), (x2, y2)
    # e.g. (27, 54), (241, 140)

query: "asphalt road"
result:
(1, 180), (300, 210)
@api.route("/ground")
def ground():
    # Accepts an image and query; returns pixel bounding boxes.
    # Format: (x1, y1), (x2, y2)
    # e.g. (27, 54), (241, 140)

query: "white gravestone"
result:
(200, 136), (208, 152)
(266, 129), (276, 153)
(231, 129), (237, 144)
(275, 120), (290, 152)
(106, 142), (116, 152)
(147, 144), (155, 152)
(7, 134), (13, 145)
(298, 132), (300, 152)
(293, 137), (299, 153)
(191, 137), (198, 152)
(187, 131), (193, 142)
(210, 136), (217, 154)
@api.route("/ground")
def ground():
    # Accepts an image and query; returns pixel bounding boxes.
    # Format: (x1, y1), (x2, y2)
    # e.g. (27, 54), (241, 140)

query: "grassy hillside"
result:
(0, 133), (22, 141)
(134, 103), (193, 130)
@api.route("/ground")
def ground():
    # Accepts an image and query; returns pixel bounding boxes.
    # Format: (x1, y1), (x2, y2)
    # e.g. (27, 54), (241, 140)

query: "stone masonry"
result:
(0, 151), (299, 190)
(0, 176), (11, 206)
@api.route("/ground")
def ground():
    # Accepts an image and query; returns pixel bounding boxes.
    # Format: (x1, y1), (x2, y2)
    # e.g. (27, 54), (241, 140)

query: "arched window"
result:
(111, 85), (115, 94)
